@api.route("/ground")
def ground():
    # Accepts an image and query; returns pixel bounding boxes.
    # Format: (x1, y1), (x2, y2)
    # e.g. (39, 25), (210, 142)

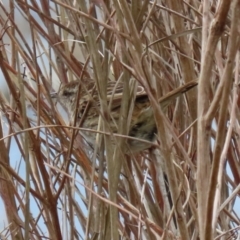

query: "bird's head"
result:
(52, 81), (80, 109)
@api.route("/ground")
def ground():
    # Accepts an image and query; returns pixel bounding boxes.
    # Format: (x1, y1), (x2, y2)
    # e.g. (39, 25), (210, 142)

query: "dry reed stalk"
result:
(0, 1), (239, 240)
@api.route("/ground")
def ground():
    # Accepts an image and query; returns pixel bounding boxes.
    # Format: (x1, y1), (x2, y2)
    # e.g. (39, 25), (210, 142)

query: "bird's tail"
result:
(159, 79), (198, 109)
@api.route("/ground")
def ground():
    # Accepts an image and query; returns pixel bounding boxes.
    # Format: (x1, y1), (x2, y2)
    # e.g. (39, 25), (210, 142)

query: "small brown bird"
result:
(54, 78), (197, 153)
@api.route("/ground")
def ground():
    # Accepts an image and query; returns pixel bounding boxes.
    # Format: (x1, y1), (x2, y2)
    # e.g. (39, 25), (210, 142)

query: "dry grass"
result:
(0, 0), (239, 239)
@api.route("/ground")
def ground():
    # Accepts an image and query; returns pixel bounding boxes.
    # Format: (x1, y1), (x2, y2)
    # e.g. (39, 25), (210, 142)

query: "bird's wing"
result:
(107, 81), (147, 110)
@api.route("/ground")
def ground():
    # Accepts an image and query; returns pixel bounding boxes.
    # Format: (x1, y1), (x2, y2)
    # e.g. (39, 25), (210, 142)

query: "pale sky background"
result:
(0, 0), (239, 237)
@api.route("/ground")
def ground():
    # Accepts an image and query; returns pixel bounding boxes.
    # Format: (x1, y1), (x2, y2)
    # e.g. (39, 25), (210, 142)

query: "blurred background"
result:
(0, 1), (240, 240)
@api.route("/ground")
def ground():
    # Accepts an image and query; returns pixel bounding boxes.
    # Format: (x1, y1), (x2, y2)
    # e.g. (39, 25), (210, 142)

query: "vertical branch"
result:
(197, 1), (231, 239)
(207, 0), (240, 237)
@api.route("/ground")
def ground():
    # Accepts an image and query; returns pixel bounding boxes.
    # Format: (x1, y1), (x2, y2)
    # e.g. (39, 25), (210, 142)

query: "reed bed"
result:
(0, 0), (239, 239)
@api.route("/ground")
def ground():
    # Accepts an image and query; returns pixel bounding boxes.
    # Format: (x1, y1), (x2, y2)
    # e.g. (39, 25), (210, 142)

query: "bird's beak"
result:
(50, 92), (58, 98)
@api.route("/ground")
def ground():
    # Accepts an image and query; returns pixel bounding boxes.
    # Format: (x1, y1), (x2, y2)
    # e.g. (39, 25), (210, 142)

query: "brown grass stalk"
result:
(0, 1), (239, 240)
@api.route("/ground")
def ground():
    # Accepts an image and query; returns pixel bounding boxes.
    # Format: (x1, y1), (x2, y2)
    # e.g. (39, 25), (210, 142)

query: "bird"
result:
(53, 78), (197, 153)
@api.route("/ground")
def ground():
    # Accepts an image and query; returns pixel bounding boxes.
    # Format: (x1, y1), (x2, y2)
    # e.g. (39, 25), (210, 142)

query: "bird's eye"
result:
(62, 90), (74, 97)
